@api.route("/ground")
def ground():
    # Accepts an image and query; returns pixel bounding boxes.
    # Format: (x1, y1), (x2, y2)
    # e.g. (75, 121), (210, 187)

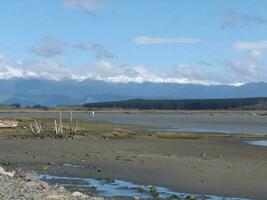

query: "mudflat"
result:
(0, 135), (266, 199)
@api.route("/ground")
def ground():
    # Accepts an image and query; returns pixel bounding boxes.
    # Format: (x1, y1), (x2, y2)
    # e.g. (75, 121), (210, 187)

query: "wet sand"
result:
(0, 136), (266, 199)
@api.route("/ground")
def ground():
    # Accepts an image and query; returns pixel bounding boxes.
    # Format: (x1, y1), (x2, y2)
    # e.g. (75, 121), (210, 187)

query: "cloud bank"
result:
(0, 53), (247, 86)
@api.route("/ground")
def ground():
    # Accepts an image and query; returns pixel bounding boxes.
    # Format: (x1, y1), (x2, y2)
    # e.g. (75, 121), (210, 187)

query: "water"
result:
(1, 111), (267, 135)
(246, 140), (267, 147)
(39, 173), (250, 200)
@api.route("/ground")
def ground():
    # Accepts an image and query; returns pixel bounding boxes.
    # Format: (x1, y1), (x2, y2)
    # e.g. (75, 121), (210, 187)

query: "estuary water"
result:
(1, 111), (267, 135)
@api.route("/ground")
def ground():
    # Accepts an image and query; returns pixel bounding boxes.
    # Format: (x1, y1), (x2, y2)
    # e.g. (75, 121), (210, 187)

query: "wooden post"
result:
(73, 120), (78, 134)
(54, 120), (58, 135)
(70, 112), (73, 135)
(30, 123), (36, 135)
(59, 112), (63, 136)
(34, 119), (40, 134)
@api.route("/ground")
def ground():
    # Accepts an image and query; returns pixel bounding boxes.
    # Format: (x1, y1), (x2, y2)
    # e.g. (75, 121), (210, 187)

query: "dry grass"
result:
(157, 132), (203, 139)
(0, 118), (140, 139)
(101, 128), (133, 139)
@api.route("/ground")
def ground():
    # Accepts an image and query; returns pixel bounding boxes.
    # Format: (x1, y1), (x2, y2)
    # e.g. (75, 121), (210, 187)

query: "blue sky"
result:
(0, 0), (267, 85)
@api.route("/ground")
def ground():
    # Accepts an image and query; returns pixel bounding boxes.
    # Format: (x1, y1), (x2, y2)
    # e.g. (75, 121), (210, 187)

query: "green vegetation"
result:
(0, 118), (140, 139)
(83, 97), (267, 110)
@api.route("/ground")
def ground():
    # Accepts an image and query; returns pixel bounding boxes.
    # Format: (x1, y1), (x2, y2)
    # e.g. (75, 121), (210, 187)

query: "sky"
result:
(0, 0), (267, 85)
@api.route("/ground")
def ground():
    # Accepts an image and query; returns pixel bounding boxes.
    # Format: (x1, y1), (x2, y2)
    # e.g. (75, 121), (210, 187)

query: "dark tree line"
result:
(83, 97), (267, 110)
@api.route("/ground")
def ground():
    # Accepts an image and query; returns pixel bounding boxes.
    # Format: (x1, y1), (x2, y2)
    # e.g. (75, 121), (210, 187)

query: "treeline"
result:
(0, 103), (49, 110)
(83, 97), (267, 110)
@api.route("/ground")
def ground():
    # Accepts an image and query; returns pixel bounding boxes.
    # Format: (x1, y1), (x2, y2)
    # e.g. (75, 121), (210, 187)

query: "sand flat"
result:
(0, 136), (266, 199)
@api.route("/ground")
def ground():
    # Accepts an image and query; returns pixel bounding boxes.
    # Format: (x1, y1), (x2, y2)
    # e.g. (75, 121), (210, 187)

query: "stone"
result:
(90, 197), (105, 200)
(40, 181), (50, 190)
(47, 194), (66, 199)
(58, 186), (66, 192)
(0, 166), (15, 178)
(14, 169), (26, 179)
(200, 152), (207, 160)
(72, 191), (89, 198)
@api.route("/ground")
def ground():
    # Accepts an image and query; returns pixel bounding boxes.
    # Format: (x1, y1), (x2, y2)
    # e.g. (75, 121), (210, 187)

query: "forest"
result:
(83, 97), (267, 110)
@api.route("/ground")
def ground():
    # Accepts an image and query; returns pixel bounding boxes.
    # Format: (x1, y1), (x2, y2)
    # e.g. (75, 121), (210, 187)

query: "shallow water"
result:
(1, 111), (267, 135)
(246, 140), (267, 147)
(39, 173), (250, 200)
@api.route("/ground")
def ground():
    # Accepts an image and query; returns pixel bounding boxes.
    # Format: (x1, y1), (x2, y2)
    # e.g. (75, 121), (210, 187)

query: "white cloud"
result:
(63, 0), (106, 15)
(0, 55), (225, 85)
(233, 41), (267, 51)
(134, 36), (202, 45)
(225, 40), (267, 83)
(0, 52), (260, 86)
(227, 50), (267, 82)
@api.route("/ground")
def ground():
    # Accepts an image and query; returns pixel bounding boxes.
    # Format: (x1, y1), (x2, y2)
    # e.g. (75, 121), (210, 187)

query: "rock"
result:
(25, 181), (38, 187)
(186, 195), (197, 200)
(90, 197), (105, 200)
(0, 166), (104, 200)
(133, 196), (140, 200)
(40, 181), (50, 190)
(14, 169), (26, 179)
(200, 152), (207, 160)
(91, 184), (97, 189)
(0, 166), (15, 178)
(58, 186), (66, 192)
(47, 194), (66, 199)
(72, 191), (89, 198)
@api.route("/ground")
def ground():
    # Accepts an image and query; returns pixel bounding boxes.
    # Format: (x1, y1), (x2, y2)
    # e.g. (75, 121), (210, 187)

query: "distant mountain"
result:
(0, 78), (267, 106)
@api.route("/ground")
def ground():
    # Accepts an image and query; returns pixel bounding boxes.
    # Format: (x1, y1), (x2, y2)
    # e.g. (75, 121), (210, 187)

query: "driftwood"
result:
(30, 119), (43, 136)
(30, 112), (78, 138)
(0, 120), (18, 128)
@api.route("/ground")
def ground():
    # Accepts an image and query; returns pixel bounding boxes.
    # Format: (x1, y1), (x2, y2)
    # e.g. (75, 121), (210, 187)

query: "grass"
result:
(101, 128), (135, 139)
(156, 131), (266, 140)
(0, 118), (141, 139)
(0, 117), (265, 140)
(157, 132), (203, 139)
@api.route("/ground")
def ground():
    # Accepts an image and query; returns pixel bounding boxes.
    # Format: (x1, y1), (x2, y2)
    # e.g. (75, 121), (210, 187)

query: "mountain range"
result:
(0, 78), (267, 106)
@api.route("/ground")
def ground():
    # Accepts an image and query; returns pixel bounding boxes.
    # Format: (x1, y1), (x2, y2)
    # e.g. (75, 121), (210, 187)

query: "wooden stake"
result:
(59, 112), (63, 135)
(70, 112), (73, 135)
(54, 120), (58, 135)
(34, 119), (40, 134)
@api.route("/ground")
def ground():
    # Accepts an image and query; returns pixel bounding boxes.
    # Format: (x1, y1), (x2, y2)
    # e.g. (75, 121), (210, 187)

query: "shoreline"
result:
(1, 108), (267, 115)
(0, 115), (266, 199)
(0, 136), (266, 199)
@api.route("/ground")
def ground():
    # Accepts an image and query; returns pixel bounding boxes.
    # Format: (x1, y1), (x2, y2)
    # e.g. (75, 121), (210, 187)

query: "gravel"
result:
(0, 166), (105, 200)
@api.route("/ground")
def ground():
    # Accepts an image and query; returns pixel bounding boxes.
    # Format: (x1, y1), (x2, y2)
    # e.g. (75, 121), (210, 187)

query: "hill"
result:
(0, 79), (267, 106)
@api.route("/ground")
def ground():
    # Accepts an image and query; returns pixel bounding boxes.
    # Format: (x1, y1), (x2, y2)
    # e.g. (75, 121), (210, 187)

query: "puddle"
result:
(147, 127), (236, 134)
(61, 163), (96, 169)
(246, 140), (267, 147)
(39, 173), (250, 200)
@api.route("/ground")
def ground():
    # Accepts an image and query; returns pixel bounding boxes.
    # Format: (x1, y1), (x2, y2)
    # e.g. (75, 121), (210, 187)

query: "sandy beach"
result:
(0, 135), (266, 199)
